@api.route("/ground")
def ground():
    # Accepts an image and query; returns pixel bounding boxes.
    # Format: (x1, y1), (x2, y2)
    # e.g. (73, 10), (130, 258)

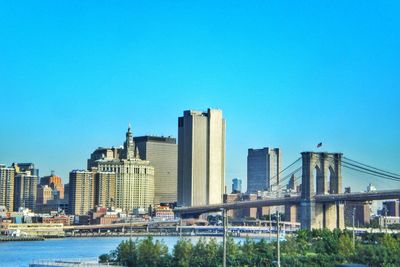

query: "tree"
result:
(337, 234), (354, 260)
(172, 238), (193, 267)
(189, 238), (219, 267)
(137, 236), (171, 267)
(115, 239), (138, 267)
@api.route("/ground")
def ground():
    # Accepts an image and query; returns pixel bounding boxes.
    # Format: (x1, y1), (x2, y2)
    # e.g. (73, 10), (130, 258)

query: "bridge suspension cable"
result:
(325, 156), (400, 182)
(260, 157), (302, 191)
(343, 156), (400, 179)
(270, 166), (302, 191)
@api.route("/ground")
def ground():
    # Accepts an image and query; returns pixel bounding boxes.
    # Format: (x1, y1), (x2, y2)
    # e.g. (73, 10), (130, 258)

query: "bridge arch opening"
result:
(313, 165), (323, 195)
(328, 166), (335, 194)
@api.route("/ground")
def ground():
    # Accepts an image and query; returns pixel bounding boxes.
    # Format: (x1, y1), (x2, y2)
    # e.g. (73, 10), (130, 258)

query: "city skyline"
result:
(1, 1), (399, 193)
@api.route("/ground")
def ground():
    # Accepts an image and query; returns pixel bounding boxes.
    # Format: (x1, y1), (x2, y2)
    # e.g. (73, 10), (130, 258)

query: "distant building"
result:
(40, 172), (64, 199)
(367, 183), (377, 192)
(36, 185), (53, 205)
(13, 172), (38, 211)
(287, 174), (296, 191)
(87, 147), (122, 170)
(345, 202), (371, 227)
(224, 193), (258, 219)
(0, 164), (15, 212)
(95, 126), (154, 212)
(378, 216), (400, 227)
(232, 178), (242, 193)
(247, 148), (281, 193)
(94, 171), (116, 208)
(178, 109), (226, 207)
(134, 136), (177, 204)
(68, 170), (95, 215)
(383, 200), (400, 217)
(12, 163), (39, 178)
(154, 206), (175, 221)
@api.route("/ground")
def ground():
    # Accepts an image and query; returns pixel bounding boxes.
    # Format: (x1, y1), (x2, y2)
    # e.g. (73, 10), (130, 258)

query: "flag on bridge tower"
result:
(317, 142), (322, 148)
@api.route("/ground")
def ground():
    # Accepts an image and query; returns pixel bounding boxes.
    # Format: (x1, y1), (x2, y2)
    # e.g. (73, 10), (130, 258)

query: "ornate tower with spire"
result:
(123, 124), (135, 160)
(89, 124), (155, 212)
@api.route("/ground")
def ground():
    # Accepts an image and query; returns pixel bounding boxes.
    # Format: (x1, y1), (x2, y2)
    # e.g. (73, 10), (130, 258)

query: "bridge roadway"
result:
(174, 189), (400, 216)
(63, 220), (178, 231)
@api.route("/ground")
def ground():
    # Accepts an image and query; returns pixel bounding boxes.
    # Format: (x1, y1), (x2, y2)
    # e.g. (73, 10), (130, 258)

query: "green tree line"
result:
(99, 229), (400, 266)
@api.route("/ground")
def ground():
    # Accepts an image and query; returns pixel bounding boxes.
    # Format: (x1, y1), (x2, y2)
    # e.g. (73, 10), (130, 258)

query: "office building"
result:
(0, 164), (15, 211)
(247, 148), (281, 193)
(95, 171), (116, 208)
(134, 136), (177, 204)
(68, 170), (95, 215)
(87, 147), (122, 170)
(40, 171), (64, 199)
(383, 200), (400, 217)
(95, 126), (155, 212)
(345, 201), (371, 227)
(36, 185), (53, 205)
(232, 178), (242, 194)
(14, 172), (38, 211)
(12, 163), (39, 178)
(178, 109), (226, 207)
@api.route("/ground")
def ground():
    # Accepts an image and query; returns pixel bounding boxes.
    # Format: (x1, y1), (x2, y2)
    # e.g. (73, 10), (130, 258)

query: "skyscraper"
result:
(69, 170), (95, 215)
(0, 164), (15, 212)
(247, 147), (281, 193)
(94, 126), (155, 212)
(40, 171), (64, 199)
(14, 172), (38, 211)
(178, 109), (226, 207)
(95, 171), (116, 208)
(12, 163), (39, 178)
(232, 178), (242, 194)
(134, 136), (177, 204)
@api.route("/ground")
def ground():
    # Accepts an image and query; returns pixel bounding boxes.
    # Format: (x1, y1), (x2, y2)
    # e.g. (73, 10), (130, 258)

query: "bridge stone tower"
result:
(300, 152), (345, 230)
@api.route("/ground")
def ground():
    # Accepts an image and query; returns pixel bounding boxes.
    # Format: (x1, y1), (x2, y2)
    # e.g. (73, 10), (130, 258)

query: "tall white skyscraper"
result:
(178, 109), (226, 207)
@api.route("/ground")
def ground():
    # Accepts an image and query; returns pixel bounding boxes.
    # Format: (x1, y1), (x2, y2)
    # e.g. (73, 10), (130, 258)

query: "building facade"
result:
(344, 201), (371, 227)
(13, 172), (38, 211)
(232, 178), (242, 194)
(178, 109), (226, 207)
(40, 172), (64, 199)
(247, 147), (281, 193)
(94, 171), (116, 208)
(12, 163), (39, 178)
(87, 147), (122, 170)
(0, 164), (15, 211)
(37, 185), (53, 205)
(383, 200), (400, 217)
(68, 170), (95, 215)
(134, 136), (177, 204)
(95, 126), (155, 212)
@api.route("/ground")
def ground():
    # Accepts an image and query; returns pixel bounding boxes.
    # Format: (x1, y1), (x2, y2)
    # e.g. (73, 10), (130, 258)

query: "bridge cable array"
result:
(326, 156), (400, 183)
(267, 157), (302, 191)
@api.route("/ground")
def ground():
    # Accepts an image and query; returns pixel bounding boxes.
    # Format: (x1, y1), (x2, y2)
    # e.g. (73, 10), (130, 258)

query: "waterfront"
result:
(0, 236), (256, 267)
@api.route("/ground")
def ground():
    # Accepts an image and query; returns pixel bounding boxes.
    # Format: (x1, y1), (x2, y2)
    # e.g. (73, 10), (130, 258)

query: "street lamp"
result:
(276, 210), (281, 267)
(220, 208), (227, 267)
(352, 207), (356, 248)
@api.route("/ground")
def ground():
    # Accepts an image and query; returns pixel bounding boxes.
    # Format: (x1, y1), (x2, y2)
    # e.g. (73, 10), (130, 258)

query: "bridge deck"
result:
(174, 190), (400, 216)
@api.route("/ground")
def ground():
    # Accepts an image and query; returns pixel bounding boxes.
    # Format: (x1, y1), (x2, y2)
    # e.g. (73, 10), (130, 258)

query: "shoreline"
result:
(0, 232), (276, 242)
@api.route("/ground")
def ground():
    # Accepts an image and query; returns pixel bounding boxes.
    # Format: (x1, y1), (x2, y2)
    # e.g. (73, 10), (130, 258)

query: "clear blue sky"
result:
(1, 1), (399, 192)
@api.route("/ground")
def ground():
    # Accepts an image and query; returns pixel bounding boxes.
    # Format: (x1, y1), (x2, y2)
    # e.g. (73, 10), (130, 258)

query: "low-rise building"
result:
(4, 223), (64, 237)
(154, 206), (175, 221)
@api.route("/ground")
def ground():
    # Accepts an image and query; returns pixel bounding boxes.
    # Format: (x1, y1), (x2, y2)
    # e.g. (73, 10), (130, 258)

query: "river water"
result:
(0, 236), (261, 267)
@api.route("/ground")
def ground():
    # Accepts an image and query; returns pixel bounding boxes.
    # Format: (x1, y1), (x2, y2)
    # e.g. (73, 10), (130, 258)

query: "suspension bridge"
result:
(174, 151), (400, 230)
